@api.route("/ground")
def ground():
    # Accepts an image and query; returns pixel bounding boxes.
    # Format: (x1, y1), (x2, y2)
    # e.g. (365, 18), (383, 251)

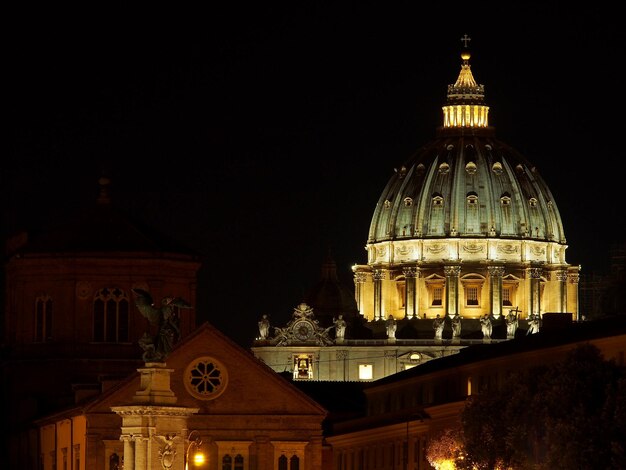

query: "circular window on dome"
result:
(184, 356), (228, 400)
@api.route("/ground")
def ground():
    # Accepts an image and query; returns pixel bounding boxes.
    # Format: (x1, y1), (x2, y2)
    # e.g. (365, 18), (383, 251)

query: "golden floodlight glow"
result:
(193, 451), (206, 465)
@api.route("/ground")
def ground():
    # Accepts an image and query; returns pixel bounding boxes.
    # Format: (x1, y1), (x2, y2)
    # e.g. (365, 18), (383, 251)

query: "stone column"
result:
(488, 265), (505, 319)
(336, 350), (349, 381)
(529, 266), (543, 317)
(444, 265), (461, 318)
(354, 272), (367, 315)
(305, 435), (324, 470)
(556, 269), (568, 313)
(134, 435), (148, 470)
(254, 435), (271, 470)
(402, 267), (419, 319)
(121, 435), (135, 470)
(384, 350), (398, 377)
(569, 270), (580, 320)
(373, 269), (385, 320)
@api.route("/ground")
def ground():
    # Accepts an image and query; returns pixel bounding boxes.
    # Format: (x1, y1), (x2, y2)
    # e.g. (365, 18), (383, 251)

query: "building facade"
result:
(251, 45), (580, 382)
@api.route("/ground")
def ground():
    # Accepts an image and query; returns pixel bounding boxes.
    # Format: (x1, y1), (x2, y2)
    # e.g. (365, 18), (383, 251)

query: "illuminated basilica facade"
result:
(252, 47), (581, 381)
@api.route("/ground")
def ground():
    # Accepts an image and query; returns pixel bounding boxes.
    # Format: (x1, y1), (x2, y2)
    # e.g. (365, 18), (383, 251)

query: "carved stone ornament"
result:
(427, 243), (446, 254)
(462, 242), (484, 253)
(271, 303), (334, 346)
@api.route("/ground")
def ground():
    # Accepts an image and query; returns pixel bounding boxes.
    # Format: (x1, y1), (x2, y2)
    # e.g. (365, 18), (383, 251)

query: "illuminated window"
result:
(529, 197), (538, 207)
(431, 287), (443, 306)
(93, 288), (129, 343)
(403, 197), (413, 207)
(432, 195), (444, 206)
(293, 355), (313, 380)
(466, 286), (479, 306)
(35, 294), (53, 342)
(503, 287), (512, 306)
(359, 364), (373, 380)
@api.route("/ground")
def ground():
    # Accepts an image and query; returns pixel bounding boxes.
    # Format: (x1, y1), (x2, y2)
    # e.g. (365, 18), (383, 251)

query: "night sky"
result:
(4, 3), (625, 347)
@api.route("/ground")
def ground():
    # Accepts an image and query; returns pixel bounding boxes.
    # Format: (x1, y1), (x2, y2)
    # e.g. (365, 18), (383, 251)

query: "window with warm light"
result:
(503, 287), (512, 306)
(465, 286), (479, 306)
(359, 364), (373, 380)
(293, 355), (313, 380)
(431, 287), (443, 306)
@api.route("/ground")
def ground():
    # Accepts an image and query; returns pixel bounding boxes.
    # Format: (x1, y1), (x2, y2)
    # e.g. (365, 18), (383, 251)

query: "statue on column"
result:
(132, 288), (192, 362)
(258, 314), (270, 340)
(385, 314), (397, 339)
(433, 314), (445, 340)
(480, 314), (492, 340)
(333, 314), (347, 340)
(527, 313), (541, 335)
(505, 307), (519, 338)
(450, 315), (462, 339)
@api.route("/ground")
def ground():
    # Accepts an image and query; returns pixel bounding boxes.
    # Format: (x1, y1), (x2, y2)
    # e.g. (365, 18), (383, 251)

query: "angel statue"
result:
(131, 288), (192, 362)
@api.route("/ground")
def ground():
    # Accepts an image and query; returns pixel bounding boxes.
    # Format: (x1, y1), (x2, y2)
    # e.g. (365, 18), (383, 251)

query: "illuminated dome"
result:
(354, 43), (579, 323)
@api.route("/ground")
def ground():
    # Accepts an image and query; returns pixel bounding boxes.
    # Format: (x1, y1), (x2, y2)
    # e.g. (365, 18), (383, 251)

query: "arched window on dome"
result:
(430, 194), (445, 235)
(35, 293), (53, 342)
(403, 197), (413, 207)
(465, 192), (480, 234)
(528, 197), (538, 208)
(93, 287), (129, 343)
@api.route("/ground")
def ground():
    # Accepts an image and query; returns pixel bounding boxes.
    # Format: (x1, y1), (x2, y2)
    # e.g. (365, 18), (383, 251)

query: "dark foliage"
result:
(460, 344), (626, 469)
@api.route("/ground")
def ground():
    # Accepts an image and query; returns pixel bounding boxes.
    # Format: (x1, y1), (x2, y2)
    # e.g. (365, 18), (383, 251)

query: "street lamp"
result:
(185, 431), (206, 470)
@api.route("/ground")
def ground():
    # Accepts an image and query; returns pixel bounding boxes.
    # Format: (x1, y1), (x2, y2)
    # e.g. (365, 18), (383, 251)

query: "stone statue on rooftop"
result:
(132, 288), (192, 362)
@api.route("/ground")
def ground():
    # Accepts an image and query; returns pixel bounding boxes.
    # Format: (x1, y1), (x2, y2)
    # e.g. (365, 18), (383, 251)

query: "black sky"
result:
(4, 3), (625, 346)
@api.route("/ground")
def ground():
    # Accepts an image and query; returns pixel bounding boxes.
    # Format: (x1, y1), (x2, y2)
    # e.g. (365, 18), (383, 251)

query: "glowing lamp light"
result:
(185, 430), (206, 470)
(193, 451), (206, 466)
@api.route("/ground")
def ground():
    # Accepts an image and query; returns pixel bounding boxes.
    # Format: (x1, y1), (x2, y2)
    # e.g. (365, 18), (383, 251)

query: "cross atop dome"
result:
(460, 34), (471, 48)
